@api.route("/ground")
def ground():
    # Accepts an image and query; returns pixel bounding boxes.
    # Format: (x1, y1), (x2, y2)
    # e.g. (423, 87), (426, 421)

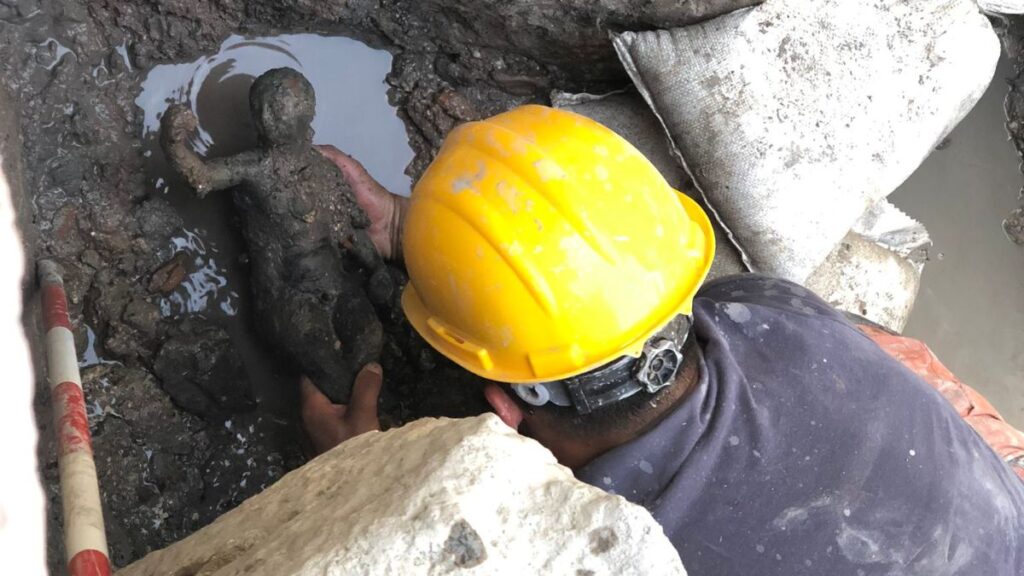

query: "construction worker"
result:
(305, 106), (1024, 575)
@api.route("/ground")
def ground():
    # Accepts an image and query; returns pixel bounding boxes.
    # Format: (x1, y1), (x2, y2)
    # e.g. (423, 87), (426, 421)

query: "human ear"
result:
(483, 383), (525, 430)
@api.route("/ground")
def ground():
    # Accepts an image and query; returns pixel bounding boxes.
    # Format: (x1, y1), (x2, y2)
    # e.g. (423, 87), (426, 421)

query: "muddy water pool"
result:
(135, 34), (414, 412)
(891, 57), (1024, 428)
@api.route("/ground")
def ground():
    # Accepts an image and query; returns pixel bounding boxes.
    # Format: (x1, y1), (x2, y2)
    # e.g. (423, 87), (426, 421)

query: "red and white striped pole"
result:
(38, 260), (111, 576)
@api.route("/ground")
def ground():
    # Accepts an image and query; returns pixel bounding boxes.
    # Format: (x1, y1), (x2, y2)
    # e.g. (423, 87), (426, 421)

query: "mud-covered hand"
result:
(300, 363), (383, 455)
(316, 145), (408, 260)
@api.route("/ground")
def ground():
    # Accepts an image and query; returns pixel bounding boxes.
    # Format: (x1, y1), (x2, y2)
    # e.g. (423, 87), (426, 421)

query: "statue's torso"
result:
(232, 146), (363, 301)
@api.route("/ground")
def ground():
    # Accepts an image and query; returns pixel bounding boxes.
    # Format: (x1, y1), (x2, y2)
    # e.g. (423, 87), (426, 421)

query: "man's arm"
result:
(160, 104), (257, 197)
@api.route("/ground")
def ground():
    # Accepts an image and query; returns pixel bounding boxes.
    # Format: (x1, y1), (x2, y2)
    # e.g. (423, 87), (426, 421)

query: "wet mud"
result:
(0, 0), (795, 570)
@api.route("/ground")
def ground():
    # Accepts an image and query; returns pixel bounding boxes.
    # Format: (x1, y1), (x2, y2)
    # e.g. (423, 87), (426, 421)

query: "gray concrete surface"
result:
(891, 58), (1024, 428)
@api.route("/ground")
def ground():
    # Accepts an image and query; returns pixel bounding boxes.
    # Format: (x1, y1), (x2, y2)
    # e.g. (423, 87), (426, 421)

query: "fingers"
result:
(299, 375), (327, 405)
(314, 145), (407, 259)
(315, 145), (391, 202)
(299, 364), (384, 457)
(300, 375), (346, 420)
(299, 375), (330, 408)
(349, 362), (383, 422)
(315, 145), (371, 188)
(300, 375), (346, 456)
(314, 144), (353, 172)
(314, 143), (344, 160)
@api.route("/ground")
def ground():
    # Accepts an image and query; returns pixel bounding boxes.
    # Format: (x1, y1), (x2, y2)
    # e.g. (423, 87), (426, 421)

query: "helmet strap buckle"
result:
(515, 316), (691, 415)
(636, 337), (684, 395)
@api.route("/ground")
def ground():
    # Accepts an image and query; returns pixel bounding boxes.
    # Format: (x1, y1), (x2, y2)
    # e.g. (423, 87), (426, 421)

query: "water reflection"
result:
(135, 33), (412, 193)
(79, 325), (121, 368)
(159, 228), (239, 318)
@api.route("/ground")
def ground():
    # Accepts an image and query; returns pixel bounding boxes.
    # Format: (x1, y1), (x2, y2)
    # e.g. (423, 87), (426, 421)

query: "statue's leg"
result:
(348, 229), (394, 306)
(264, 287), (361, 404)
(332, 274), (384, 383)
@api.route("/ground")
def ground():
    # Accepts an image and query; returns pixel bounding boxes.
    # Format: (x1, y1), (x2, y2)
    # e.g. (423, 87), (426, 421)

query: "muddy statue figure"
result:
(160, 67), (392, 403)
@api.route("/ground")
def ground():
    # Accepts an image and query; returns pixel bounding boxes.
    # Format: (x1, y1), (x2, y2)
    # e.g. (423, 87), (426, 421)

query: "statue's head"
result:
(250, 67), (316, 146)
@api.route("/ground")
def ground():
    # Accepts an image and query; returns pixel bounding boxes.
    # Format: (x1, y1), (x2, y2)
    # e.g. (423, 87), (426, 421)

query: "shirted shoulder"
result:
(697, 273), (848, 324)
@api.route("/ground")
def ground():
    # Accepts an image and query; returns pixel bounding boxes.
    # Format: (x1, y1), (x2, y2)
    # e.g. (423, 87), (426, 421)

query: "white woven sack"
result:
(614, 0), (998, 282)
(977, 0), (1024, 13)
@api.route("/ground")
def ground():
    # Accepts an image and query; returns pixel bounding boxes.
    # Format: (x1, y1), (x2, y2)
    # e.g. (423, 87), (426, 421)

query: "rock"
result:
(805, 232), (920, 333)
(80, 365), (209, 566)
(153, 323), (255, 418)
(83, 365), (198, 456)
(435, 88), (480, 121)
(80, 248), (103, 269)
(103, 322), (148, 360)
(59, 259), (95, 307)
(1003, 205), (1024, 245)
(376, 0), (762, 85)
(119, 414), (686, 576)
(148, 251), (189, 294)
(122, 296), (161, 338)
(198, 412), (298, 518)
(135, 197), (184, 246)
(90, 277), (132, 325)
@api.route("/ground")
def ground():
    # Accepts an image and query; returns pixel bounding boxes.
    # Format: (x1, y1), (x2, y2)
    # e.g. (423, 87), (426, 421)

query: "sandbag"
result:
(614, 0), (998, 282)
(805, 232), (920, 333)
(851, 199), (931, 267)
(977, 0), (1024, 13)
(554, 90), (924, 329)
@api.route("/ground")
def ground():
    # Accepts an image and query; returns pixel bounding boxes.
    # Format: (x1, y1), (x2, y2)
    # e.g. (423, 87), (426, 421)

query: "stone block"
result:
(806, 232), (920, 333)
(120, 414), (686, 576)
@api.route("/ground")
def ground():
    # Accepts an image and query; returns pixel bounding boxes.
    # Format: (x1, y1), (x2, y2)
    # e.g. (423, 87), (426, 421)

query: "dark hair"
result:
(514, 321), (699, 440)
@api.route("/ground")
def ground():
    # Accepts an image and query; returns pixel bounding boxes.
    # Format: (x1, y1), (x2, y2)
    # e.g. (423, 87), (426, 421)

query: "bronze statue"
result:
(160, 67), (392, 403)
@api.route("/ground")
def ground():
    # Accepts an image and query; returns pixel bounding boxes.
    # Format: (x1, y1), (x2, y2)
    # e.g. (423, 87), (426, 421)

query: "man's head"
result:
(483, 316), (702, 467)
(250, 67), (316, 146)
(400, 105), (715, 464)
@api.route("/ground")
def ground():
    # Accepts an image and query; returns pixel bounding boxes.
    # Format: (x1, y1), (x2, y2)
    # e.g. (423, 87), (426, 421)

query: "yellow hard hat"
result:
(401, 105), (715, 384)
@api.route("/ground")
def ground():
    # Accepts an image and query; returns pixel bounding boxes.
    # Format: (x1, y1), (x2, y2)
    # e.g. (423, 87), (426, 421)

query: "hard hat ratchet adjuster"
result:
(514, 316), (690, 414)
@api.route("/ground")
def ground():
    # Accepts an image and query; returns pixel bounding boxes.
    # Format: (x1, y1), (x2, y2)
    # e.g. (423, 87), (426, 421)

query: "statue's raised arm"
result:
(160, 104), (258, 197)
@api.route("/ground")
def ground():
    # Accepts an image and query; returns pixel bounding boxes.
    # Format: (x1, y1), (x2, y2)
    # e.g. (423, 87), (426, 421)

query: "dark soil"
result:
(0, 0), (757, 570)
(998, 15), (1024, 242)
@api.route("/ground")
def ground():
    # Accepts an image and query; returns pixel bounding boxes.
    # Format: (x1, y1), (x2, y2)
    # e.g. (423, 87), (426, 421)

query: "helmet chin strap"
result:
(513, 315), (692, 414)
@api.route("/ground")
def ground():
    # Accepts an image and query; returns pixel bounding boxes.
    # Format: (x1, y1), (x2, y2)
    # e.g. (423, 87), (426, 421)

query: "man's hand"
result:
(316, 145), (408, 260)
(300, 363), (383, 455)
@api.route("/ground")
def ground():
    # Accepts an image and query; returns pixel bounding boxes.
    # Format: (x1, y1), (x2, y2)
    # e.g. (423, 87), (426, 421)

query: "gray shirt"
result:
(577, 275), (1024, 575)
